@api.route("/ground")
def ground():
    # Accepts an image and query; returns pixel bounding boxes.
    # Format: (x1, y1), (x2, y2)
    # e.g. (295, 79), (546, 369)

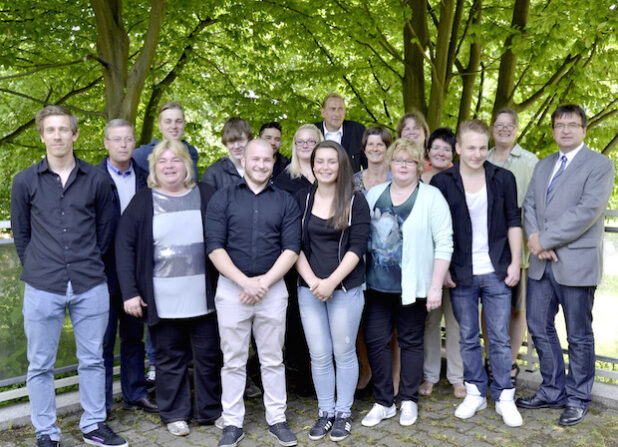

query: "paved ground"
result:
(1, 381), (616, 447)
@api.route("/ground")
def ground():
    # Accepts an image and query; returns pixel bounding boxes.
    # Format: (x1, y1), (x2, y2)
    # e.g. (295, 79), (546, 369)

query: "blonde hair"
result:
(286, 124), (324, 179)
(147, 139), (196, 189)
(386, 138), (425, 171)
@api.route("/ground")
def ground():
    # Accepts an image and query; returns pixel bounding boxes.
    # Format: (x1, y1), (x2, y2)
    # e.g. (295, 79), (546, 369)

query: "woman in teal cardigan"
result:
(361, 138), (453, 429)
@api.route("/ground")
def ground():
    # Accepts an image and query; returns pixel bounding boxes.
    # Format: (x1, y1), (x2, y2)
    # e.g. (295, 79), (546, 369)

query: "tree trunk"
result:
(426, 0), (456, 130)
(90, 0), (129, 120)
(402, 0), (429, 116)
(492, 0), (530, 117)
(457, 0), (482, 126)
(90, 0), (166, 123)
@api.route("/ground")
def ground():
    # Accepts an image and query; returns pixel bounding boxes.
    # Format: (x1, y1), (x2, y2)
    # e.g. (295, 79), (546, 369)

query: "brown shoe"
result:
(452, 382), (466, 398)
(419, 381), (434, 396)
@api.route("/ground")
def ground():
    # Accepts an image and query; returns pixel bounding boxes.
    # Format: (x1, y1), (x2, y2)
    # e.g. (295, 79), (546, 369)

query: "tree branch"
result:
(0, 58), (88, 81)
(602, 133), (618, 156)
(515, 53), (580, 111)
(139, 16), (218, 144)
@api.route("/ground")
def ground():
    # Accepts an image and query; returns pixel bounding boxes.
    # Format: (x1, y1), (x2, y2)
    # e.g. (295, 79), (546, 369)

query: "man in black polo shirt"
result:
(206, 139), (301, 447)
(11, 106), (127, 447)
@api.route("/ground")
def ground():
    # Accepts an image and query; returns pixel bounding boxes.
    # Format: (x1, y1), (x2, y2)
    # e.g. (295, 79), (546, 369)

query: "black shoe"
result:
(268, 421), (297, 446)
(218, 426), (244, 447)
(484, 358), (494, 384)
(244, 376), (262, 399)
(329, 413), (351, 442)
(559, 406), (588, 426)
(516, 394), (566, 409)
(511, 363), (520, 387)
(123, 395), (159, 413)
(308, 412), (334, 441)
(83, 422), (128, 446)
(37, 435), (59, 447)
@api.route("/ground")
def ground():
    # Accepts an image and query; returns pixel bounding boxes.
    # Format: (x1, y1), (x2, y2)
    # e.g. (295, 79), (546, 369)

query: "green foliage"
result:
(0, 0), (617, 219)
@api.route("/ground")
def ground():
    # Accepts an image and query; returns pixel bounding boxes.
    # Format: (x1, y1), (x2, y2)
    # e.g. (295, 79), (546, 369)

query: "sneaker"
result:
(495, 389), (523, 427)
(37, 435), (59, 447)
(454, 382), (487, 419)
(399, 400), (418, 426)
(330, 413), (352, 442)
(308, 411), (334, 440)
(83, 422), (128, 447)
(218, 426), (244, 447)
(361, 402), (397, 427)
(167, 421), (190, 436)
(215, 416), (225, 430)
(244, 376), (262, 398)
(268, 421), (297, 446)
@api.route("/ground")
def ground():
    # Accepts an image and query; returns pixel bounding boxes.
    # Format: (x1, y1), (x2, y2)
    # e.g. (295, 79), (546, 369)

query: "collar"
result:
(323, 122), (343, 135)
(239, 178), (275, 193)
(37, 155), (84, 174)
(559, 142), (584, 163)
(488, 143), (524, 159)
(106, 158), (133, 177)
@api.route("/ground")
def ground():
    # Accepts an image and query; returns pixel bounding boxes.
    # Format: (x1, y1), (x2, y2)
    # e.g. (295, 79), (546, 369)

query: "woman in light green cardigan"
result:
(361, 138), (453, 429)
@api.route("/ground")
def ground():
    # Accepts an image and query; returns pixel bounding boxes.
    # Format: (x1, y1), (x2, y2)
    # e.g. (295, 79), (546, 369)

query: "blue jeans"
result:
(298, 286), (364, 417)
(23, 282), (109, 441)
(527, 263), (595, 409)
(103, 292), (148, 411)
(450, 273), (513, 398)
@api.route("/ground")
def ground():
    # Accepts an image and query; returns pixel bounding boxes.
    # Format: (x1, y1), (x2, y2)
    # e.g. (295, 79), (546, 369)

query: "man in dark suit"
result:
(98, 119), (158, 416)
(315, 93), (367, 172)
(517, 104), (614, 426)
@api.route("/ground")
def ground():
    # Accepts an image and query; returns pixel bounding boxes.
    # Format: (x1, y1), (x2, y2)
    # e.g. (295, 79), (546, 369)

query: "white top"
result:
(152, 188), (209, 318)
(466, 185), (494, 275)
(323, 122), (343, 145)
(366, 182), (453, 305)
(107, 164), (136, 214)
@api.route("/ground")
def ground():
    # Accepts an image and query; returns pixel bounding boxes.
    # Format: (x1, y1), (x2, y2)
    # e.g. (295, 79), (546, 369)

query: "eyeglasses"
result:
(391, 158), (416, 167)
(553, 123), (584, 130)
(295, 139), (317, 146)
(106, 137), (135, 144)
(494, 124), (515, 131)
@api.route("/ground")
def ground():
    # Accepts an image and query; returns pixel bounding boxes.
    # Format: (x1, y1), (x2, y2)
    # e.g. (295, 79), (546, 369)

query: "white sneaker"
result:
(361, 403), (397, 427)
(399, 400), (418, 426)
(496, 388), (523, 427)
(167, 420), (190, 436)
(454, 382), (487, 419)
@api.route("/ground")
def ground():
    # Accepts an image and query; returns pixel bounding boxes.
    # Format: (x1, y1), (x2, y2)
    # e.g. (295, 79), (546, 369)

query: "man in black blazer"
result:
(315, 93), (367, 172)
(98, 119), (158, 416)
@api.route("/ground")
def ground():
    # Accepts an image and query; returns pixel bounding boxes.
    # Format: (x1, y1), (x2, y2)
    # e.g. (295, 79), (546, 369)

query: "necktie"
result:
(546, 155), (567, 203)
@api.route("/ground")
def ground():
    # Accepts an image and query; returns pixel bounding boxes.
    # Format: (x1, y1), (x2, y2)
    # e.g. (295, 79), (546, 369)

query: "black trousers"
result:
(364, 289), (427, 406)
(150, 313), (222, 423)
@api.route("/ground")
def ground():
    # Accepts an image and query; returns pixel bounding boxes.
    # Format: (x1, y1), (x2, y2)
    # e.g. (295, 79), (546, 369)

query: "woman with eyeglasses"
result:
(274, 124), (324, 397)
(418, 128), (466, 399)
(274, 124), (323, 194)
(361, 138), (452, 428)
(295, 141), (370, 441)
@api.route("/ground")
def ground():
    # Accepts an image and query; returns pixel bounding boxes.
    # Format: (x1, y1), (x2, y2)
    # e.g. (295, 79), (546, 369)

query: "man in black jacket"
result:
(315, 93), (366, 172)
(98, 119), (158, 416)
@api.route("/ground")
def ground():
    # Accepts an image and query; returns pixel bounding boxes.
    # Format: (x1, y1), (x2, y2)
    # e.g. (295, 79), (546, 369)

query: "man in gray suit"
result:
(517, 104), (614, 426)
